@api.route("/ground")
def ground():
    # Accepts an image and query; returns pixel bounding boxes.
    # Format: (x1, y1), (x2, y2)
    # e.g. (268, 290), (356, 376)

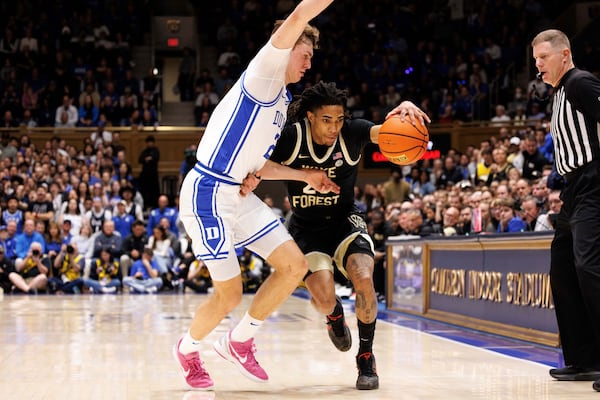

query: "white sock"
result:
(230, 312), (263, 342)
(178, 330), (203, 354)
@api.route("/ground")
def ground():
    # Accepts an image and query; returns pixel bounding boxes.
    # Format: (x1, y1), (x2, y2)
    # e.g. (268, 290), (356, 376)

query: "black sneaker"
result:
(549, 366), (600, 381)
(594, 378), (600, 391)
(356, 352), (379, 390)
(326, 296), (352, 352)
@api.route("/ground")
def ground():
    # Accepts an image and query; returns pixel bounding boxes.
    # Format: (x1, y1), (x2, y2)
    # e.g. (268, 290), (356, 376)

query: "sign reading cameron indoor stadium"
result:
(386, 233), (558, 346)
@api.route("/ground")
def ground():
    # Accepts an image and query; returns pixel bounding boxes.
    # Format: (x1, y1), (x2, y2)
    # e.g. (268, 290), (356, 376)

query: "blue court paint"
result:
(293, 289), (564, 368)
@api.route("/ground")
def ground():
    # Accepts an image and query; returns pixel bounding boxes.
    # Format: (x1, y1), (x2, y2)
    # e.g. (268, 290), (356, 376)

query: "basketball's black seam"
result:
(413, 123), (428, 137)
(383, 145), (426, 156)
(379, 132), (428, 140)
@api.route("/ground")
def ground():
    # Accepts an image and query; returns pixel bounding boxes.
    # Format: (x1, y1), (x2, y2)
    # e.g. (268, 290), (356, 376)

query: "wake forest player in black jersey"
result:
(241, 82), (430, 390)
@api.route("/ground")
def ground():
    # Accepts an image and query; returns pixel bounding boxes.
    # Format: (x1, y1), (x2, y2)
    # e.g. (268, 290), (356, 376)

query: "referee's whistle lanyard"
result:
(532, 78), (550, 102)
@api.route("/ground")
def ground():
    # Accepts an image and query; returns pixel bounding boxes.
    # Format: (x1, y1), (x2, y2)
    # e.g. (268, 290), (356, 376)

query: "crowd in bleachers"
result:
(0, 115), (564, 298)
(0, 1), (183, 296)
(0, 0), (158, 130)
(191, 0), (594, 127)
(187, 1), (584, 299)
(3, 0), (600, 298)
(0, 129), (222, 295)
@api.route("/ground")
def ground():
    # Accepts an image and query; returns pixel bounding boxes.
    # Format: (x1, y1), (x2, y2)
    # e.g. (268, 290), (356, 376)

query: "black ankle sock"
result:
(327, 300), (343, 319)
(357, 320), (376, 354)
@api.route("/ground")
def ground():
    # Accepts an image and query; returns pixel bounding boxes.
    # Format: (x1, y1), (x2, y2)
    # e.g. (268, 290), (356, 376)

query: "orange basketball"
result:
(378, 117), (429, 165)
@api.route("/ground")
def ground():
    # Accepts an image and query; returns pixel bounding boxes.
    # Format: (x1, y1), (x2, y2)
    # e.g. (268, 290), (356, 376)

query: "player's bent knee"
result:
(313, 295), (336, 312)
(351, 273), (375, 291)
(275, 256), (307, 280)
(214, 291), (242, 313)
(268, 242), (308, 278)
(293, 256), (309, 276)
(212, 280), (243, 312)
(346, 254), (374, 276)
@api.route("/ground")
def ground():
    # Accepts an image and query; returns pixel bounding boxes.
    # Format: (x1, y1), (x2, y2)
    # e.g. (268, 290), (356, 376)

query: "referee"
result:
(532, 29), (600, 392)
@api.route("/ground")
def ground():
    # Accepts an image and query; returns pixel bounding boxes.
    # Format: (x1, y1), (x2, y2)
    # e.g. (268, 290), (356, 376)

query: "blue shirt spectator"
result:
(1, 221), (18, 260)
(78, 94), (100, 127)
(497, 217), (527, 233)
(496, 199), (527, 233)
(113, 200), (135, 238)
(15, 219), (46, 259)
(539, 131), (554, 164)
(122, 247), (163, 294)
(147, 195), (179, 236)
(129, 256), (160, 280)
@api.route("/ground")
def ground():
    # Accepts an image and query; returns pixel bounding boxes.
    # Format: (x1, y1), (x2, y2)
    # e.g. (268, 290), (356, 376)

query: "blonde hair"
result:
(272, 20), (320, 49)
(531, 29), (571, 50)
(492, 197), (515, 210)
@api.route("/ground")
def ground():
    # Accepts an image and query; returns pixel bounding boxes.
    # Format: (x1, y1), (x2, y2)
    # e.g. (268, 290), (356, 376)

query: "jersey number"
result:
(302, 184), (316, 194)
(262, 132), (281, 160)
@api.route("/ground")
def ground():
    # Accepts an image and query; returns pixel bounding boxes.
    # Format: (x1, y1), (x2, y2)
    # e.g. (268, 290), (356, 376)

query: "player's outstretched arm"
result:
(239, 160), (340, 196)
(271, 0), (335, 49)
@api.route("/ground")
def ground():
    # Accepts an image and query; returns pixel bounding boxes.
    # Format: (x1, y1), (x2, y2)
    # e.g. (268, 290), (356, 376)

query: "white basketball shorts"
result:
(179, 167), (292, 281)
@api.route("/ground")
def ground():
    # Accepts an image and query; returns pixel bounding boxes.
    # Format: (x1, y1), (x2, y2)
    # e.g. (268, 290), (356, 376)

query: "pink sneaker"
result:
(213, 331), (268, 382)
(173, 337), (214, 390)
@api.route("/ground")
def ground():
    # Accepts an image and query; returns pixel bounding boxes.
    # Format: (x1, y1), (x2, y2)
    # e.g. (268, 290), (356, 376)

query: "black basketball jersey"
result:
(89, 209), (106, 233)
(126, 202), (138, 218)
(270, 117), (374, 221)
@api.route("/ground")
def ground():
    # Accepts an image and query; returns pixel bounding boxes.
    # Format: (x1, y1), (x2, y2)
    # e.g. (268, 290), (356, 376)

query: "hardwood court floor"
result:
(0, 292), (596, 399)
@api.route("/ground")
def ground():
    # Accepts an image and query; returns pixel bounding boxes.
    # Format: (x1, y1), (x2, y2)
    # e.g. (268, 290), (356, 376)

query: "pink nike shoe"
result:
(173, 337), (214, 390)
(213, 331), (268, 382)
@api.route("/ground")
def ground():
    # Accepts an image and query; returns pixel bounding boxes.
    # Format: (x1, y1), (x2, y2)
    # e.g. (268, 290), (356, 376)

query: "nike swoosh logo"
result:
(229, 343), (247, 364)
(298, 155), (310, 159)
(250, 322), (260, 326)
(183, 368), (190, 377)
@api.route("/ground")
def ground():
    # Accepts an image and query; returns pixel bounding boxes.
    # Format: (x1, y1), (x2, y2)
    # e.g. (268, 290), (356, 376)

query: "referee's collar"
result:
(555, 67), (576, 89)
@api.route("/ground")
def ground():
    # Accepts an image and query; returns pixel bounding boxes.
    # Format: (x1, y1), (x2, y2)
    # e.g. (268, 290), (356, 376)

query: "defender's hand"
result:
(240, 173), (262, 196)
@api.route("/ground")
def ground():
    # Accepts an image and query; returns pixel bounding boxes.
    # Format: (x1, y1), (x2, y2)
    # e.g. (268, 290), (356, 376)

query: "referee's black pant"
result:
(551, 160), (600, 368)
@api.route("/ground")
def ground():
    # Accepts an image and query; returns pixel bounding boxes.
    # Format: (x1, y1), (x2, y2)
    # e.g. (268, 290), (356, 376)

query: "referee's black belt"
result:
(563, 160), (600, 182)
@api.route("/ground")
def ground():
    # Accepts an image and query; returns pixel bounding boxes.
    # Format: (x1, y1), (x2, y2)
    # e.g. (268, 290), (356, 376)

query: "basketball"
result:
(378, 117), (429, 165)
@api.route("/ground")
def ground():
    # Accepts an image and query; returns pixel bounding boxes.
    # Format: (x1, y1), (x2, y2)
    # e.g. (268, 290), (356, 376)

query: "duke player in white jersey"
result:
(174, 0), (338, 390)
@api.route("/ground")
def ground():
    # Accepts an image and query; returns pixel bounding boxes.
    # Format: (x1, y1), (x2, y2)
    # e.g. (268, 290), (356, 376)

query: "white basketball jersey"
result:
(196, 39), (293, 183)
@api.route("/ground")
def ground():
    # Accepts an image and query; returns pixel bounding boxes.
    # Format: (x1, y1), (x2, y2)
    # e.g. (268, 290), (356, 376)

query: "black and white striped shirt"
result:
(550, 68), (600, 176)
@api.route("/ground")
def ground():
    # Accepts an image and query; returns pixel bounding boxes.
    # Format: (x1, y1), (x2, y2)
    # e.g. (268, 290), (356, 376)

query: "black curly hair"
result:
(287, 81), (349, 123)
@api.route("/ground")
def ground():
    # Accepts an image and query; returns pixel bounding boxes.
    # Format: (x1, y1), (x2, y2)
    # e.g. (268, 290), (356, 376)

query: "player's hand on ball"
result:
(386, 100), (431, 126)
(239, 173), (262, 196)
(304, 169), (340, 194)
